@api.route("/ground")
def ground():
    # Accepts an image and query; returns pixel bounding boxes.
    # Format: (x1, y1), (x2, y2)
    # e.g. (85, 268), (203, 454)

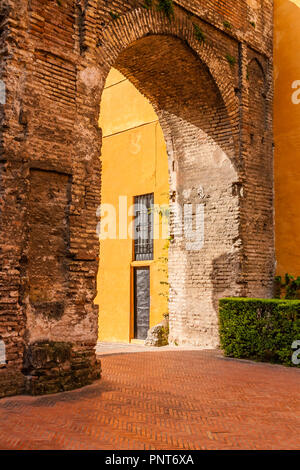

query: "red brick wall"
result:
(0, 0), (274, 396)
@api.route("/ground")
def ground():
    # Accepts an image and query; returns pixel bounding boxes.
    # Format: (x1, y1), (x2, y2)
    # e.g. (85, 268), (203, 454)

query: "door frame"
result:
(130, 261), (154, 341)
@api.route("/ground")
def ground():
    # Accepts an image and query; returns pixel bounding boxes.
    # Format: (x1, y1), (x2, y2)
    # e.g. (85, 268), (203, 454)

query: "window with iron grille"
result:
(134, 193), (154, 261)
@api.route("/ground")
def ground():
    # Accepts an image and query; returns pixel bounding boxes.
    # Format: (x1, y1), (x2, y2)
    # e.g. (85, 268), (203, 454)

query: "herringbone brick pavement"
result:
(0, 349), (299, 450)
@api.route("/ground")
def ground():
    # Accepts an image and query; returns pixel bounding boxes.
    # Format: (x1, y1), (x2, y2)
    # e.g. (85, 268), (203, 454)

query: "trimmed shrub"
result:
(219, 298), (300, 367)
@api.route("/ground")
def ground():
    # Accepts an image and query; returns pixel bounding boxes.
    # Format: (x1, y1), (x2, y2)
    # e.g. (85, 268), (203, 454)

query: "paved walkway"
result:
(0, 347), (299, 450)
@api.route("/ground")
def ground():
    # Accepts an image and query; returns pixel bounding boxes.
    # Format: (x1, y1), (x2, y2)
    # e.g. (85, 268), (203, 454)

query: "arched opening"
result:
(95, 68), (170, 343)
(96, 35), (241, 348)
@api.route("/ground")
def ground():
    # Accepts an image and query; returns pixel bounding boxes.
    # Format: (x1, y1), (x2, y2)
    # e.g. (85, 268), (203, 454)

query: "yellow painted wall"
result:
(95, 68), (169, 343)
(274, 0), (300, 277)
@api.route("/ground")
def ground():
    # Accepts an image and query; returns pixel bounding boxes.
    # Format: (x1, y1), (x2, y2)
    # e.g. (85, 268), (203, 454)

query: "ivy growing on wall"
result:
(157, 0), (174, 20)
(143, 0), (154, 8)
(143, 0), (174, 20)
(56, 0), (175, 22)
(226, 54), (236, 67)
(158, 240), (170, 306)
(193, 24), (206, 44)
(109, 11), (120, 21)
(223, 20), (232, 30)
(275, 274), (300, 300)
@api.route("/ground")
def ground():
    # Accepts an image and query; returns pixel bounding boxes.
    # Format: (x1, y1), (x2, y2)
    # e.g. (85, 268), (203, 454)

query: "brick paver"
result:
(0, 349), (299, 450)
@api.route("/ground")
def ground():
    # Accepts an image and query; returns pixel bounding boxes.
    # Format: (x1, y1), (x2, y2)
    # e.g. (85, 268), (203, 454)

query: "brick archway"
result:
(0, 0), (274, 397)
(96, 31), (240, 347)
(79, 6), (240, 161)
(98, 8), (239, 121)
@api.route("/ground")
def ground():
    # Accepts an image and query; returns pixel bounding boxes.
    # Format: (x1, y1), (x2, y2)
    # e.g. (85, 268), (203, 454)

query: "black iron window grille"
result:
(134, 193), (154, 261)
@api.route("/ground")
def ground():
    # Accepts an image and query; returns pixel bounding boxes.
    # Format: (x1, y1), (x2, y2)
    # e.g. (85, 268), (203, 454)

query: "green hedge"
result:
(219, 298), (300, 367)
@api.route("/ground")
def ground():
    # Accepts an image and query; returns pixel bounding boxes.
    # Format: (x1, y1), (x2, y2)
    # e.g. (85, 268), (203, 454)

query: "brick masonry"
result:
(0, 349), (299, 450)
(0, 0), (274, 396)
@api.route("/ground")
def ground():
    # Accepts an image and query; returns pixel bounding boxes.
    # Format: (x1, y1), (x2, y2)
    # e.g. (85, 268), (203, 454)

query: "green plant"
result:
(143, 0), (153, 8)
(141, 0), (174, 20)
(149, 200), (170, 317)
(156, 0), (174, 20)
(219, 298), (300, 367)
(223, 20), (232, 30)
(158, 239), (170, 305)
(275, 274), (300, 300)
(158, 323), (169, 346)
(226, 54), (236, 67)
(109, 11), (120, 21)
(193, 24), (206, 44)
